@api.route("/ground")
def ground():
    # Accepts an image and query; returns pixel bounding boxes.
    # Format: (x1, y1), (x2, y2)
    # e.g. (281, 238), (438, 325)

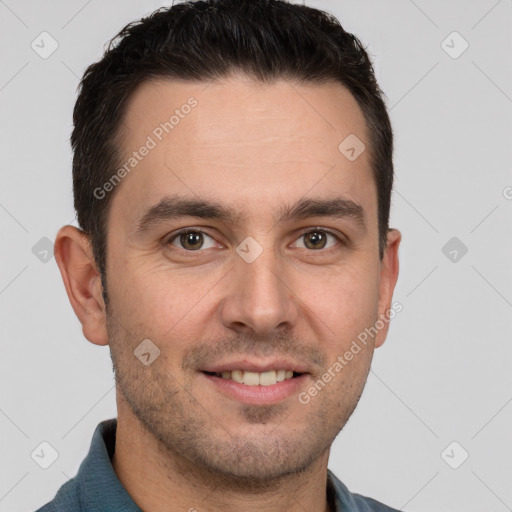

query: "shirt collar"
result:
(77, 418), (142, 511)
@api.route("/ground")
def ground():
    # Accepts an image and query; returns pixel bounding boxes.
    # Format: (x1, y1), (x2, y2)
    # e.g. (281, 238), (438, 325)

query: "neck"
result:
(111, 400), (332, 512)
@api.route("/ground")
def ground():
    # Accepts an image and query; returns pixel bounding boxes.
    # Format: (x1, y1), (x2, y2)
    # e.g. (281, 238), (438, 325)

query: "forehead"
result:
(111, 75), (376, 229)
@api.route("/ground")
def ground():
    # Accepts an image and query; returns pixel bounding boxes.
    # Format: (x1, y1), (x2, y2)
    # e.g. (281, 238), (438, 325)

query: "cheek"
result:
(297, 263), (381, 339)
(109, 261), (219, 342)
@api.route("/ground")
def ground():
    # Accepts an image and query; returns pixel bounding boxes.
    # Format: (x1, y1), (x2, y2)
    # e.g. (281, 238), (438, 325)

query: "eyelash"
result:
(164, 227), (345, 253)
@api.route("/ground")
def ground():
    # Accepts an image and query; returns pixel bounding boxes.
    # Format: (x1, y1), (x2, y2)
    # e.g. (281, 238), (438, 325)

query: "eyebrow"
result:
(134, 194), (366, 235)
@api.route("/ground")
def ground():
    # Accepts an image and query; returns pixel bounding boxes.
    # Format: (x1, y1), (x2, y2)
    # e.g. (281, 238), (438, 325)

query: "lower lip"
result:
(200, 372), (309, 405)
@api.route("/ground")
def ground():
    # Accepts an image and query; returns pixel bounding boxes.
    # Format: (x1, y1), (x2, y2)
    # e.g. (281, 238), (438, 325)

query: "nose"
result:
(220, 246), (299, 337)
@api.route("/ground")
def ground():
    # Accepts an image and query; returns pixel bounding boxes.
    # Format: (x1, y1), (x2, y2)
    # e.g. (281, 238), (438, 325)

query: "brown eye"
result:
(293, 229), (340, 251)
(168, 230), (216, 251)
(304, 231), (327, 249)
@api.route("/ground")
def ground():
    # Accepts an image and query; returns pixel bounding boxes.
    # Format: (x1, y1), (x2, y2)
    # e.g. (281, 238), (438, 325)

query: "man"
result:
(37, 0), (402, 510)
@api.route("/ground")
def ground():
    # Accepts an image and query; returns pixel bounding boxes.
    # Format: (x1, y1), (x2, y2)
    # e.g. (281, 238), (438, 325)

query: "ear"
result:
(374, 228), (401, 349)
(54, 225), (108, 346)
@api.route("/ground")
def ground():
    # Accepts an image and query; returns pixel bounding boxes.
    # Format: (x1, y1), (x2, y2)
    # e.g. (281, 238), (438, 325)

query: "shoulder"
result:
(32, 418), (122, 512)
(32, 475), (84, 512)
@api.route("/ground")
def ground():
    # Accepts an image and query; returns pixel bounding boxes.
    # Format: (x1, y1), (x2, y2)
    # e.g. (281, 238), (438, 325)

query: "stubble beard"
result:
(105, 304), (369, 490)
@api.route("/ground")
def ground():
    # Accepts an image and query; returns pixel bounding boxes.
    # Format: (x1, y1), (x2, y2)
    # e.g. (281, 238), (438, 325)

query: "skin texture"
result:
(54, 75), (401, 512)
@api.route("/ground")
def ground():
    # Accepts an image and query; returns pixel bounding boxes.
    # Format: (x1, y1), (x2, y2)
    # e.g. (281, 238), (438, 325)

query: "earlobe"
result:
(54, 225), (109, 346)
(374, 228), (401, 349)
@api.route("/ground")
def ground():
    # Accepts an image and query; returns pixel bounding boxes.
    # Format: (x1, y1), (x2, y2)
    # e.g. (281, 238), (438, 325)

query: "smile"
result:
(205, 369), (301, 386)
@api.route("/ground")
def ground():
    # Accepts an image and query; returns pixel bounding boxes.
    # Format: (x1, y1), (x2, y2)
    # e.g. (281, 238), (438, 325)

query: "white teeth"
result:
(231, 370), (244, 383)
(259, 371), (276, 386)
(243, 371), (260, 386)
(217, 369), (297, 386)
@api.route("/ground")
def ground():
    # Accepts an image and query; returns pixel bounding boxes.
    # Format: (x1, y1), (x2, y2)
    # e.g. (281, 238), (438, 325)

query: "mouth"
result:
(202, 369), (304, 386)
(200, 369), (309, 405)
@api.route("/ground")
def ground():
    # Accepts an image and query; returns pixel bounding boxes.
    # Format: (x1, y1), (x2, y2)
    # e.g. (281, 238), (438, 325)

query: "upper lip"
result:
(201, 359), (310, 374)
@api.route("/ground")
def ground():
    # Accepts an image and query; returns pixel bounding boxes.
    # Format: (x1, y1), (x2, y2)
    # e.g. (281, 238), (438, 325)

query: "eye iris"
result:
(181, 231), (203, 250)
(304, 231), (327, 249)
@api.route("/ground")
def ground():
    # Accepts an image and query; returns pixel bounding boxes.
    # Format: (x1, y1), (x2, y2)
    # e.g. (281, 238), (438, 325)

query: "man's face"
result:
(102, 76), (397, 481)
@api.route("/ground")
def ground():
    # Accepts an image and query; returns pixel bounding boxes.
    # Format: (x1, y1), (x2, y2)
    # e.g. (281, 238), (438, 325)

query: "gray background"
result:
(1, 0), (511, 510)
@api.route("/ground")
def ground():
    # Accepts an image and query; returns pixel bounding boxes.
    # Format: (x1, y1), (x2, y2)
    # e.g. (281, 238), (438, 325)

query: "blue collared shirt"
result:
(35, 418), (401, 512)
